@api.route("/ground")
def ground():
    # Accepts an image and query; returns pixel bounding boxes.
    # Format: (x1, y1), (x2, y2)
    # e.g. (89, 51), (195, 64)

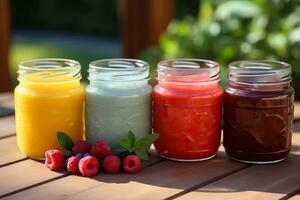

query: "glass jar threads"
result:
(14, 59), (85, 159)
(153, 59), (224, 161)
(85, 59), (152, 149)
(223, 60), (294, 164)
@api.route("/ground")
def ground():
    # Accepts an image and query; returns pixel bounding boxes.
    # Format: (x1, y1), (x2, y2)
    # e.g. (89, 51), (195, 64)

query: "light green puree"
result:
(85, 59), (152, 149)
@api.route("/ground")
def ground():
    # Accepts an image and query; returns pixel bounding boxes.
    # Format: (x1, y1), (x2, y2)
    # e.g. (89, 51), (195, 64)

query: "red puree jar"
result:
(153, 59), (224, 161)
(223, 60), (294, 164)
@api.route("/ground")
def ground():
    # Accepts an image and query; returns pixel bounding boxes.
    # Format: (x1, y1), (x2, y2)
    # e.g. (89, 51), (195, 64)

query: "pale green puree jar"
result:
(85, 59), (152, 149)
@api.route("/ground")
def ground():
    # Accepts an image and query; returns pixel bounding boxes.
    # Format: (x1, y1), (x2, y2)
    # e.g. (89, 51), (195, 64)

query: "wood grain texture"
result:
(0, 92), (14, 109)
(294, 102), (300, 120)
(2, 151), (246, 200)
(0, 115), (16, 137)
(176, 134), (300, 200)
(2, 150), (163, 200)
(0, 159), (67, 196)
(62, 153), (245, 200)
(289, 194), (300, 200)
(0, 93), (13, 103)
(0, 136), (25, 166)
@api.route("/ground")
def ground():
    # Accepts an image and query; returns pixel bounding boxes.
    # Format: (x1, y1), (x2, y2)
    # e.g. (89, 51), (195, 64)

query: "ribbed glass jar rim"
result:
(18, 58), (81, 84)
(88, 58), (150, 82)
(229, 60), (291, 85)
(157, 58), (221, 85)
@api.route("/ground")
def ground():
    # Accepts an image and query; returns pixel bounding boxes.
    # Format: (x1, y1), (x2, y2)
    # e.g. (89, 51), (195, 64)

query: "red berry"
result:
(91, 140), (113, 158)
(123, 155), (142, 173)
(45, 149), (64, 171)
(72, 140), (91, 154)
(79, 156), (99, 177)
(103, 155), (121, 174)
(67, 156), (80, 174)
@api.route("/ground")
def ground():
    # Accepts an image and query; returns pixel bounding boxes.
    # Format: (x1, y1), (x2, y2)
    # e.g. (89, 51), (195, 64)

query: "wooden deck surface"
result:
(1, 92), (300, 200)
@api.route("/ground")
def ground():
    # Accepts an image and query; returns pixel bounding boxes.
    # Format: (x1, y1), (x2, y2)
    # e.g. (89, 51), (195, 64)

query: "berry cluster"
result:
(45, 139), (142, 177)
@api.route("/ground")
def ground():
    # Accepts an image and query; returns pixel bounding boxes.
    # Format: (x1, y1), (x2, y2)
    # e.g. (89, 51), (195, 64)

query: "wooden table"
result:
(1, 92), (300, 200)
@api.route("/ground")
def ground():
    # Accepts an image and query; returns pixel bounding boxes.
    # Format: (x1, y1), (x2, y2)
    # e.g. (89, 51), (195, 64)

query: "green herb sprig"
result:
(119, 131), (159, 160)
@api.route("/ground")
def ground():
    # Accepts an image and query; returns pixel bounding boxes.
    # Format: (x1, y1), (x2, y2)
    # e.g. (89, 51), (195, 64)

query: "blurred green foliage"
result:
(140, 0), (300, 98)
(12, 0), (120, 37)
(10, 42), (115, 87)
(11, 0), (199, 38)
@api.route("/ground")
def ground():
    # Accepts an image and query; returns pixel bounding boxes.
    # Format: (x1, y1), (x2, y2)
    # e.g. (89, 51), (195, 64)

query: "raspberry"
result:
(123, 155), (142, 173)
(79, 156), (99, 177)
(91, 140), (113, 158)
(72, 140), (91, 154)
(103, 155), (121, 174)
(67, 156), (80, 174)
(45, 149), (64, 171)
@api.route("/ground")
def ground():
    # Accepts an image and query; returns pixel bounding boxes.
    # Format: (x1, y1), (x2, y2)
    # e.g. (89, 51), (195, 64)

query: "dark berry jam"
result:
(223, 60), (294, 164)
(223, 89), (294, 163)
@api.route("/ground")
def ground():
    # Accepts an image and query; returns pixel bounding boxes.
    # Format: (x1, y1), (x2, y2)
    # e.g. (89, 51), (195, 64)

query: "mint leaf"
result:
(134, 133), (159, 150)
(57, 131), (74, 150)
(128, 131), (135, 146)
(133, 133), (159, 160)
(119, 131), (136, 152)
(134, 148), (149, 160)
(119, 137), (131, 150)
(119, 132), (159, 160)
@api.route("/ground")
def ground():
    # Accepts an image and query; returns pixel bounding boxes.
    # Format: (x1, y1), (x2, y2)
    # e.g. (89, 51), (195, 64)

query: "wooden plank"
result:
(176, 134), (300, 200)
(62, 153), (246, 200)
(120, 0), (174, 58)
(0, 92), (14, 109)
(0, 0), (11, 92)
(294, 102), (300, 120)
(0, 136), (25, 166)
(0, 115), (16, 137)
(3, 151), (247, 200)
(0, 159), (67, 197)
(0, 94), (15, 136)
(289, 194), (300, 200)
(1, 150), (162, 200)
(0, 93), (13, 103)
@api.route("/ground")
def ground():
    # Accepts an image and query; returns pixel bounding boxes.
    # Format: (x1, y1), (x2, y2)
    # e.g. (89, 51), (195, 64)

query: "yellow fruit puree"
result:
(14, 59), (84, 159)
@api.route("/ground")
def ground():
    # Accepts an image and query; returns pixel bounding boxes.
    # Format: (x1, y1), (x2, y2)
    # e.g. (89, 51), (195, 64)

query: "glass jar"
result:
(153, 59), (224, 161)
(14, 59), (85, 159)
(85, 59), (152, 149)
(223, 60), (294, 164)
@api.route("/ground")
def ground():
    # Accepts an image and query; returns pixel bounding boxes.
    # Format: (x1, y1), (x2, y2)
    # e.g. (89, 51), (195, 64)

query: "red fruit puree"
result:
(153, 59), (224, 161)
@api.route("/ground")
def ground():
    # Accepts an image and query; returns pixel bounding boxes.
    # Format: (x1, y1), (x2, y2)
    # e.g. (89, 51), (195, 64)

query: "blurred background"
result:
(1, 0), (300, 99)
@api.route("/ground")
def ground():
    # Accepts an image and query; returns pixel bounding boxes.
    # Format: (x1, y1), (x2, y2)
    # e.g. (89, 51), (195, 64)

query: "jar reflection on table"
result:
(153, 59), (224, 161)
(223, 60), (294, 164)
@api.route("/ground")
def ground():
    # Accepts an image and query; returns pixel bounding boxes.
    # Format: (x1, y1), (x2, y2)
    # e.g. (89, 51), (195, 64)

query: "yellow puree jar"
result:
(14, 59), (85, 159)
